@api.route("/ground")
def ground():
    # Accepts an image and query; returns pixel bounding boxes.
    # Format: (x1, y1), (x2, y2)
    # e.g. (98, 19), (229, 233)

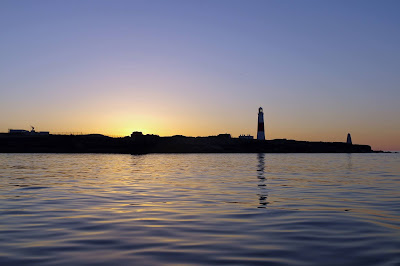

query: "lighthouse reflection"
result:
(257, 153), (268, 208)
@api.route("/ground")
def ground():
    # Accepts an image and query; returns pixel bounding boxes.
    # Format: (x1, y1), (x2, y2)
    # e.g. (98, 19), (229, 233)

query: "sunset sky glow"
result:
(1, 0), (399, 150)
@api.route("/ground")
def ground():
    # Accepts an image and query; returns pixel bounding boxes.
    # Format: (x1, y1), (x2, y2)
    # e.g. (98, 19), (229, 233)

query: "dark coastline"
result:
(0, 133), (374, 154)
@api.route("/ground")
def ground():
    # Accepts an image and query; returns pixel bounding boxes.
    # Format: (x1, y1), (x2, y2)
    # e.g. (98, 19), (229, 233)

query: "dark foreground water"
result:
(0, 153), (399, 265)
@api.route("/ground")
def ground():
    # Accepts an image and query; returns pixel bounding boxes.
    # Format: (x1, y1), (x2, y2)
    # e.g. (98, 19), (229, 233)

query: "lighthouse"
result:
(346, 133), (352, 144)
(257, 107), (265, 140)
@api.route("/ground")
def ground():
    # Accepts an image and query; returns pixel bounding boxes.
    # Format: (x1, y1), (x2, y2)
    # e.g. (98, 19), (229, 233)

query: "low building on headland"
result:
(9, 129), (29, 135)
(130, 131), (160, 142)
(217, 134), (231, 139)
(8, 127), (49, 136)
(131, 131), (143, 138)
(239, 134), (254, 140)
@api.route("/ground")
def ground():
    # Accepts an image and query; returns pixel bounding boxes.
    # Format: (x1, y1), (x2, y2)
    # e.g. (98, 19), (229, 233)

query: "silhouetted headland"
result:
(0, 131), (376, 154)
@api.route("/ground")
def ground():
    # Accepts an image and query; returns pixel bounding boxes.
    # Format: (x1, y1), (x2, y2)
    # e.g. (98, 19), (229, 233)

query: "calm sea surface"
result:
(0, 153), (399, 265)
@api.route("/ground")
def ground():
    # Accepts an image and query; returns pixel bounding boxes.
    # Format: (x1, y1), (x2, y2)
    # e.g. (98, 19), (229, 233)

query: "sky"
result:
(0, 0), (399, 151)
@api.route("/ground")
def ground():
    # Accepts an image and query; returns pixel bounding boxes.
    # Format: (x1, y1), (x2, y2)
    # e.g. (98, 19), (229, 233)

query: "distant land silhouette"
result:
(0, 131), (377, 154)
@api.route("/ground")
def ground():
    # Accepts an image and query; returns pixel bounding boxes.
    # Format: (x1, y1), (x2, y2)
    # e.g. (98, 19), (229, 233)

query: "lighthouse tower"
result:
(346, 133), (352, 144)
(257, 107), (265, 140)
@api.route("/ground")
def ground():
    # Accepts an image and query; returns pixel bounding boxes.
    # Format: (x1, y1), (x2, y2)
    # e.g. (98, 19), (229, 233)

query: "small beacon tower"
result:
(257, 107), (265, 140)
(346, 133), (352, 144)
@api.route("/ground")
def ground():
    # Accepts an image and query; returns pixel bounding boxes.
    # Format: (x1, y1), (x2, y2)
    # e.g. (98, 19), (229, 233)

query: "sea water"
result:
(0, 153), (399, 265)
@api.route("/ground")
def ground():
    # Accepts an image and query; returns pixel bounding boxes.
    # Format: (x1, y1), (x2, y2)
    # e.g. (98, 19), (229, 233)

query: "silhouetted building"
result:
(347, 133), (352, 144)
(131, 131), (160, 142)
(131, 131), (143, 137)
(131, 131), (143, 141)
(239, 134), (254, 140)
(172, 135), (186, 138)
(9, 129), (29, 135)
(8, 128), (49, 135)
(217, 134), (231, 139)
(257, 107), (265, 140)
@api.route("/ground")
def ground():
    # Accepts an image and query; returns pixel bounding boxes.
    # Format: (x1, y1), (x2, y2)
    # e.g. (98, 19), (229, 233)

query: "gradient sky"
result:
(1, 0), (399, 150)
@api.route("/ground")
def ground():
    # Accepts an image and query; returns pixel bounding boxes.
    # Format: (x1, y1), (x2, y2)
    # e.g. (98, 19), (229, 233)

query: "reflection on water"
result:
(257, 153), (268, 208)
(0, 153), (399, 265)
(347, 153), (352, 172)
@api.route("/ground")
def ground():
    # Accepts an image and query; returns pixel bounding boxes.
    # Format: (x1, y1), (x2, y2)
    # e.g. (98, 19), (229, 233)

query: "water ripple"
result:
(0, 153), (399, 265)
